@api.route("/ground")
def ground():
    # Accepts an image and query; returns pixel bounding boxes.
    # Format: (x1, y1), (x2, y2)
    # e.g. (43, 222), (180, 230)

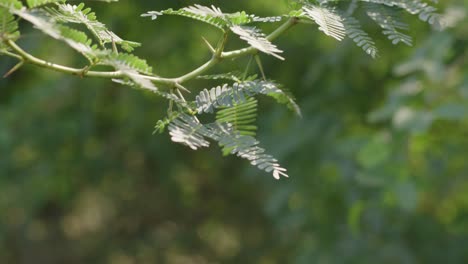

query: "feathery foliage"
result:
(45, 3), (140, 51)
(101, 53), (153, 75)
(360, 0), (442, 26)
(302, 4), (347, 41)
(230, 25), (284, 60)
(196, 83), (249, 114)
(365, 3), (413, 45)
(169, 114), (211, 151)
(342, 15), (378, 58)
(195, 81), (299, 116)
(143, 5), (285, 60)
(167, 116), (288, 179)
(142, 5), (279, 29)
(0, 0), (445, 178)
(11, 8), (100, 61)
(0, 7), (19, 49)
(142, 6), (228, 30)
(101, 53), (157, 91)
(210, 123), (288, 180)
(216, 98), (258, 137)
(296, 0), (442, 57)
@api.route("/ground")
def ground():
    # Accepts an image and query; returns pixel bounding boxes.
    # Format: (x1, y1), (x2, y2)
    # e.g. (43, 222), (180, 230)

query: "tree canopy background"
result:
(0, 0), (467, 263)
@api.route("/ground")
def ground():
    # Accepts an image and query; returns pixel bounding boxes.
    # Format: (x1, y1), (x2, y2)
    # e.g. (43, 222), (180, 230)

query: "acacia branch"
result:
(174, 18), (298, 83)
(5, 40), (175, 84)
(3, 17), (299, 87)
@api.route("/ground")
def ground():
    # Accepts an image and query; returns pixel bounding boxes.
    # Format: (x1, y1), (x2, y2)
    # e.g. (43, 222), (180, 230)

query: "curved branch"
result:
(3, 17), (299, 88)
(5, 40), (175, 84)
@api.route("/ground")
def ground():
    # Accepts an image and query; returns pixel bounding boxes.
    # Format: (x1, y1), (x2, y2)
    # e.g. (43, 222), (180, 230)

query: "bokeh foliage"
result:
(1, 0), (467, 263)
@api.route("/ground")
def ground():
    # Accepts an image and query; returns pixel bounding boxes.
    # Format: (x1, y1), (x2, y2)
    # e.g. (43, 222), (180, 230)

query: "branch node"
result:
(214, 32), (228, 59)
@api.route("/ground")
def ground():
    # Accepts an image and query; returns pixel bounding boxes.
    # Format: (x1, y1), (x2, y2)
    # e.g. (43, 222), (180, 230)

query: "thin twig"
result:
(175, 82), (191, 93)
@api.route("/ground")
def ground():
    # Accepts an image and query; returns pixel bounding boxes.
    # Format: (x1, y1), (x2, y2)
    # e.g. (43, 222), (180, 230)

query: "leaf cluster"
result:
(0, 0), (444, 179)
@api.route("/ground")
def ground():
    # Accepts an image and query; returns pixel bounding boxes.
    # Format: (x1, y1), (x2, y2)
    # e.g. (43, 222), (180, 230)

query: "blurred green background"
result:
(1, 0), (468, 263)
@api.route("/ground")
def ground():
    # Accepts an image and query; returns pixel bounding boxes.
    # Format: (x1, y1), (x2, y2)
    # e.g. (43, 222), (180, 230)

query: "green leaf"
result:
(142, 4), (283, 32)
(216, 98), (258, 137)
(300, 1), (442, 55)
(230, 25), (284, 60)
(56, 25), (98, 60)
(302, 3), (378, 58)
(101, 53), (152, 75)
(167, 116), (288, 179)
(195, 81), (300, 116)
(11, 8), (101, 61)
(265, 86), (301, 117)
(46, 3), (140, 51)
(365, 3), (413, 46)
(302, 4), (346, 41)
(361, 0), (442, 27)
(169, 114), (211, 150)
(208, 123), (288, 179)
(142, 5), (228, 31)
(0, 7), (20, 50)
(342, 15), (378, 58)
(196, 83), (249, 114)
(100, 53), (157, 92)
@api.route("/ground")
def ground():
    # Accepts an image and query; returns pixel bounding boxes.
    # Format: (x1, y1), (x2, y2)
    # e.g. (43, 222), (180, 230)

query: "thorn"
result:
(202, 37), (216, 54)
(254, 55), (267, 81)
(242, 55), (254, 81)
(214, 32), (228, 58)
(3, 60), (23, 78)
(175, 82), (191, 93)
